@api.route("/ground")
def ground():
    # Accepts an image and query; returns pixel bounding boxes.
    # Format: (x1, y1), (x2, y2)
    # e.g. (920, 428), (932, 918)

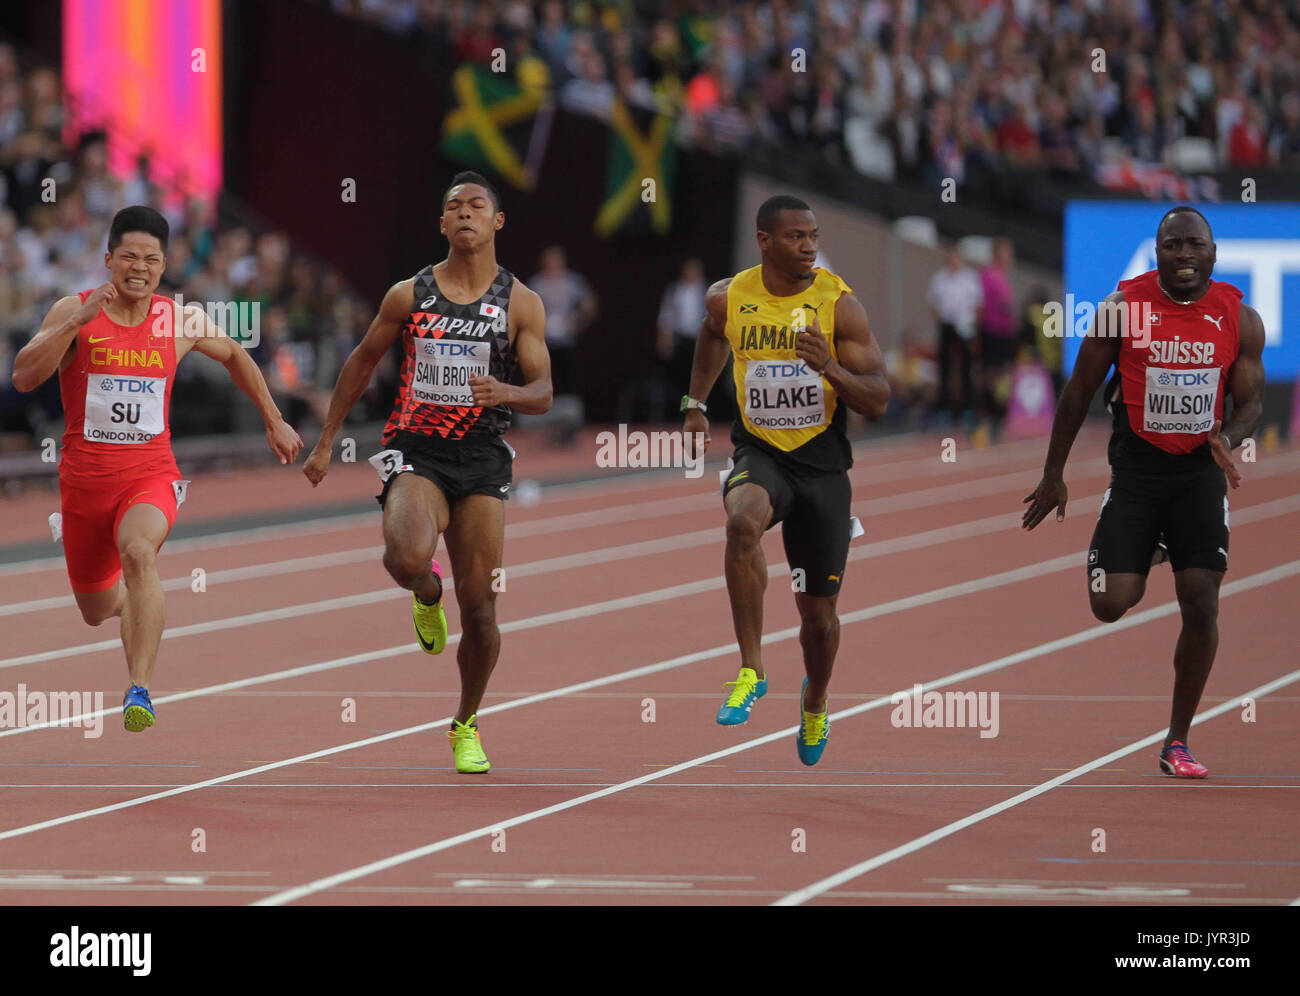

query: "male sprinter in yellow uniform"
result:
(683, 195), (889, 764)
(303, 172), (552, 772)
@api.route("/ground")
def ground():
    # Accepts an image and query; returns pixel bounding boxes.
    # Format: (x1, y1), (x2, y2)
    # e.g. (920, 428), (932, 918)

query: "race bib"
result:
(743, 359), (825, 430)
(368, 448), (412, 483)
(84, 374), (166, 444)
(172, 479), (191, 507)
(1142, 366), (1219, 434)
(413, 338), (490, 407)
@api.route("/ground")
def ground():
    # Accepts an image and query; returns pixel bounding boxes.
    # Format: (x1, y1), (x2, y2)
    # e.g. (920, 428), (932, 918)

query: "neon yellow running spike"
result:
(448, 716), (491, 773)
(716, 667), (768, 725)
(412, 593), (447, 654)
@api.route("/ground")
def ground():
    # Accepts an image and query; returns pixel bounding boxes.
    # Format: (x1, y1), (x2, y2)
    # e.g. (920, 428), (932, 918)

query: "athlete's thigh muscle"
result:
(442, 494), (505, 609)
(383, 472), (451, 558)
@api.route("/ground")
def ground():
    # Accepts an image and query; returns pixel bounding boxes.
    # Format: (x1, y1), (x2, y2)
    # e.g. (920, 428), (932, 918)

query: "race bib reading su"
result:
(84, 375), (166, 444)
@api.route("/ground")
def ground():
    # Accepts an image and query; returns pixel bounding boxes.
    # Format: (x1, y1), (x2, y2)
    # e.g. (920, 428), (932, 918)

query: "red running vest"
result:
(58, 291), (180, 486)
(1114, 269), (1242, 456)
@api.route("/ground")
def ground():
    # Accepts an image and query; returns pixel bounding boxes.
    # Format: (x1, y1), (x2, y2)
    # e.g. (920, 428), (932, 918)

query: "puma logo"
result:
(1203, 314), (1224, 331)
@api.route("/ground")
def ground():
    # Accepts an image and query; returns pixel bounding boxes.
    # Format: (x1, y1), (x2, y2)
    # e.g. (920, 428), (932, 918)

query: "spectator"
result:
(656, 257), (708, 420)
(979, 238), (1019, 419)
(528, 245), (597, 399)
(927, 244), (982, 422)
(1228, 100), (1269, 167)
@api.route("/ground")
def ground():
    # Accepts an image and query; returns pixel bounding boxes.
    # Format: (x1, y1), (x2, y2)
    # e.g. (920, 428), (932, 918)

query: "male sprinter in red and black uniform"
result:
(303, 172), (551, 773)
(1023, 206), (1265, 777)
(684, 195), (890, 764)
(12, 206), (302, 731)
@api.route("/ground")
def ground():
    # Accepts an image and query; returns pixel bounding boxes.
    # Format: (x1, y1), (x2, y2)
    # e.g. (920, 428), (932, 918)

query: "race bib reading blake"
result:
(743, 359), (825, 430)
(413, 338), (490, 407)
(84, 375), (166, 444)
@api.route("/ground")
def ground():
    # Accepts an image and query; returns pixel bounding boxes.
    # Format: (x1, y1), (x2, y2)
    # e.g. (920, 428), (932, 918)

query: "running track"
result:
(0, 426), (1297, 906)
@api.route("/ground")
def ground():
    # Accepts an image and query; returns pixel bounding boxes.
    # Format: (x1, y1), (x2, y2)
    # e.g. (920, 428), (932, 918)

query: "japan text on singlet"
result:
(58, 290), (180, 486)
(1108, 269), (1242, 464)
(725, 265), (853, 472)
(382, 264), (522, 444)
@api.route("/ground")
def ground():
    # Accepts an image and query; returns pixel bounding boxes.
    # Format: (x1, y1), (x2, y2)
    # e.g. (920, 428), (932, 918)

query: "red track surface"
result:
(1, 426), (1298, 906)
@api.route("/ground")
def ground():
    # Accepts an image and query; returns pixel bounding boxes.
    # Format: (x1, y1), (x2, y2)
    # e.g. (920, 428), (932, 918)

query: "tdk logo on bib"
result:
(421, 339), (486, 359)
(98, 377), (158, 394)
(1156, 370), (1211, 387)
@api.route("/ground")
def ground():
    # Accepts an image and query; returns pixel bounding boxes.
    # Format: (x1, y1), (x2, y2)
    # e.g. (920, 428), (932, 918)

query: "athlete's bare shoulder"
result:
(508, 274), (543, 308)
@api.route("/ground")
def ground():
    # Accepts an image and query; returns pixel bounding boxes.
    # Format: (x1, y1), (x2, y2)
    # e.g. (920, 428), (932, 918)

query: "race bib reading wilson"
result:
(1143, 366), (1219, 434)
(413, 338), (490, 407)
(743, 359), (826, 430)
(84, 375), (166, 444)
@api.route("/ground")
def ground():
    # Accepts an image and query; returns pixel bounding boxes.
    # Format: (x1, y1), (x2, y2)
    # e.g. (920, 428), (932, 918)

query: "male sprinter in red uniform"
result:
(12, 206), (302, 731)
(303, 172), (551, 773)
(1023, 206), (1265, 777)
(683, 195), (890, 764)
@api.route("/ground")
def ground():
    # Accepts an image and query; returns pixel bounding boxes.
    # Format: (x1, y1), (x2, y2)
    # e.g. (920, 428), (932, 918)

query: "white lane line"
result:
(0, 539), (1084, 741)
(0, 445), (1105, 615)
(0, 539), (1179, 832)
(246, 558), (1300, 906)
(0, 432), (1089, 578)
(0, 471), (1098, 665)
(6, 486), (1300, 735)
(775, 662), (1300, 905)
(7, 782), (1298, 790)
(11, 477), (1300, 672)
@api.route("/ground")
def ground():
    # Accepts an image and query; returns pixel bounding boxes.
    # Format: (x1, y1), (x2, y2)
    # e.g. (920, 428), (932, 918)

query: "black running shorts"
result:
(373, 431), (514, 507)
(723, 443), (852, 598)
(1087, 459), (1229, 577)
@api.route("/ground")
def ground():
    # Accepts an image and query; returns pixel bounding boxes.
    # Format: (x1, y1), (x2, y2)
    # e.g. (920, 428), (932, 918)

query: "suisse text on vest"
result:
(413, 338), (490, 407)
(744, 359), (826, 430)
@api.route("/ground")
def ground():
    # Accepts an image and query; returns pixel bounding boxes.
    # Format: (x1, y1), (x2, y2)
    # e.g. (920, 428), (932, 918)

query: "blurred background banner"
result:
(1064, 202), (1300, 381)
(63, 0), (221, 199)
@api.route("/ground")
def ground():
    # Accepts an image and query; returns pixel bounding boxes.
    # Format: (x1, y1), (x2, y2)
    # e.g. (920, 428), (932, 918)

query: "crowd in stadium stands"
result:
(0, 41), (379, 448)
(327, 0), (1300, 178)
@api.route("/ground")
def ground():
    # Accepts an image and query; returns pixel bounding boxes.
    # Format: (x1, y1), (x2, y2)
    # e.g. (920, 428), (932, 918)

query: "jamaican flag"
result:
(594, 98), (677, 238)
(441, 64), (552, 190)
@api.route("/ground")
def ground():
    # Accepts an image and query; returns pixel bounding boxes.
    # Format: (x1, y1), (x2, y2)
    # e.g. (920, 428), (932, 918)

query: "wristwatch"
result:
(680, 395), (708, 414)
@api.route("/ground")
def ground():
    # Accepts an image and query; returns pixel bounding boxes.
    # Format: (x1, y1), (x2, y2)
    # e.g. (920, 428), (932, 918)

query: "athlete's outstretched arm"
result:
(801, 292), (890, 418)
(469, 281), (552, 414)
(180, 305), (302, 465)
(1022, 290), (1123, 529)
(303, 281), (411, 486)
(11, 286), (114, 392)
(1208, 302), (1266, 489)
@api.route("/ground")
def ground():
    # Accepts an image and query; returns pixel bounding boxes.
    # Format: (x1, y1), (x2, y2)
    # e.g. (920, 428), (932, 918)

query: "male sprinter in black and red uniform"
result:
(1023, 206), (1265, 777)
(303, 172), (551, 773)
(12, 206), (301, 731)
(684, 195), (890, 764)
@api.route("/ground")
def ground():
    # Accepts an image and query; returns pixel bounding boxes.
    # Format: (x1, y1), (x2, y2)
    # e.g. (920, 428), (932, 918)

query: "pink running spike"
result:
(1159, 740), (1209, 778)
